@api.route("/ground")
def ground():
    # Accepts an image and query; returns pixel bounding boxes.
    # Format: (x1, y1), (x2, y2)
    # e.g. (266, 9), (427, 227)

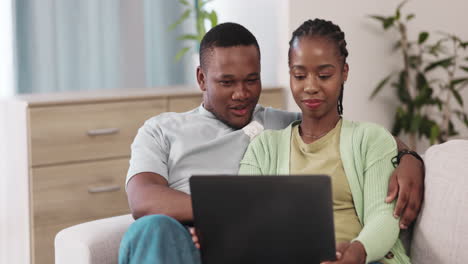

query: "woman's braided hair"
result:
(288, 19), (348, 115)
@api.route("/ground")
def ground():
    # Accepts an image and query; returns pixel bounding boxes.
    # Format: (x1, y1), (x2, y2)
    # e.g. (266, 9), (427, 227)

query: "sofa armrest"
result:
(411, 140), (468, 263)
(55, 214), (134, 264)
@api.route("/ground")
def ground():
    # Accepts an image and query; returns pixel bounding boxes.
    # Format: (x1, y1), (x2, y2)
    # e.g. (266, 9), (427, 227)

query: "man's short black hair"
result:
(199, 22), (260, 69)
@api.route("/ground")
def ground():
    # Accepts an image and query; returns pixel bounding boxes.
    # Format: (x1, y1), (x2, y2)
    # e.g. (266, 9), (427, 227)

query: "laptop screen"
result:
(190, 175), (336, 264)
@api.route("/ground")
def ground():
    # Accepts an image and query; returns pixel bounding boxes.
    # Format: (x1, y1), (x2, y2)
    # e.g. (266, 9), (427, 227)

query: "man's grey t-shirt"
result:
(126, 104), (300, 194)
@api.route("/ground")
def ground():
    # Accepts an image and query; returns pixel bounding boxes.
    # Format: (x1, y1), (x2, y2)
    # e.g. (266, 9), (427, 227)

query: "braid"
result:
(289, 19), (348, 115)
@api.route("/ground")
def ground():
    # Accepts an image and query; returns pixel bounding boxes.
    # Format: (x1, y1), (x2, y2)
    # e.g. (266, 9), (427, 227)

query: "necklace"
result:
(299, 117), (342, 140)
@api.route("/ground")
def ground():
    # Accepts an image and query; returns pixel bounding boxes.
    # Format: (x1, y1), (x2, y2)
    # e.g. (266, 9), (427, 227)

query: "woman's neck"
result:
(299, 113), (341, 144)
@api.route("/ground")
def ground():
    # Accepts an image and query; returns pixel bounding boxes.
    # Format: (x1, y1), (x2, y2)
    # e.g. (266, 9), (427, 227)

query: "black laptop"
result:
(190, 175), (336, 264)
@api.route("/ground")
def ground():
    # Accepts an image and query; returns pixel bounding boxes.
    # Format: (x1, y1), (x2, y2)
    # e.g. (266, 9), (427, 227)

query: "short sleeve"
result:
(126, 118), (169, 187)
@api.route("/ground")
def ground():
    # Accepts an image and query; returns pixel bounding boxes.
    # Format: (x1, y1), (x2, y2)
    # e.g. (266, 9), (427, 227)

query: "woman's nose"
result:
(304, 77), (319, 93)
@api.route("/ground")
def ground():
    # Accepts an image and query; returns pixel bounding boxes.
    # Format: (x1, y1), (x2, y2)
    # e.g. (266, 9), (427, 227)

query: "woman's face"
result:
(289, 36), (348, 120)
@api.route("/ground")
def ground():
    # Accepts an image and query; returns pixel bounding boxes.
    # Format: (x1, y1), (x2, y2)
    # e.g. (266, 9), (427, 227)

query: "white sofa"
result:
(55, 140), (468, 264)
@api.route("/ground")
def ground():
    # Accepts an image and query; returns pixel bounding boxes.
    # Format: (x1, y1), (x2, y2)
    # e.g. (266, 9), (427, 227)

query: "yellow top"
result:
(290, 119), (362, 243)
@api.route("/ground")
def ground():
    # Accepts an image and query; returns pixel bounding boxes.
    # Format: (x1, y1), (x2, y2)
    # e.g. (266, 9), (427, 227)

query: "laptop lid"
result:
(190, 175), (336, 264)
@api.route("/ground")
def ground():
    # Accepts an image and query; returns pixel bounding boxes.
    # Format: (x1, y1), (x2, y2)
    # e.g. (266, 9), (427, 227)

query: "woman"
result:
(238, 19), (411, 264)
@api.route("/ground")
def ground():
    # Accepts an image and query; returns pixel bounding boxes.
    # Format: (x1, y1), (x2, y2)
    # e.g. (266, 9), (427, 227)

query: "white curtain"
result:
(15, 0), (192, 94)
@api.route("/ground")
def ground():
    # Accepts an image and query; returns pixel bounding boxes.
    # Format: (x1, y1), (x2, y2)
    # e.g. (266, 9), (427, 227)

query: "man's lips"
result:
(302, 99), (323, 109)
(229, 104), (250, 116)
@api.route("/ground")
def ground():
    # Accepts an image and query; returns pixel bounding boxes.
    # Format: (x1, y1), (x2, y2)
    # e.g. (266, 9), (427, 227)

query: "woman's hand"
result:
(321, 241), (366, 264)
(188, 227), (201, 249)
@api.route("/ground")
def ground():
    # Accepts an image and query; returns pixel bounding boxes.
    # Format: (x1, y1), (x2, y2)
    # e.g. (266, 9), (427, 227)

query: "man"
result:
(119, 22), (424, 264)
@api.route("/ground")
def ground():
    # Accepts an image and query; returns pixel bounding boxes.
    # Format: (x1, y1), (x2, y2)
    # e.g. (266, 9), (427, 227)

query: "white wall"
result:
(287, 0), (468, 151)
(205, 0), (288, 87)
(0, 0), (15, 98)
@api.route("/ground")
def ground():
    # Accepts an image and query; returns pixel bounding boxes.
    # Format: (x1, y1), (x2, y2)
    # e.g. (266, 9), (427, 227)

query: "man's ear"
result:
(197, 66), (206, 91)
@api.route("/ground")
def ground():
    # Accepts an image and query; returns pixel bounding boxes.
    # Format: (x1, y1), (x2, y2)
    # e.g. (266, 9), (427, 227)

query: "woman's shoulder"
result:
(342, 119), (396, 149)
(343, 120), (393, 138)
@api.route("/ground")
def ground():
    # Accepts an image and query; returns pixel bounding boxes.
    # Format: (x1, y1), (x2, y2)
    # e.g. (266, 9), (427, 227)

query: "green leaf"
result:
(451, 87), (464, 106)
(450, 78), (468, 88)
(178, 0), (190, 6)
(168, 9), (191, 31)
(177, 34), (198, 41)
(459, 41), (468, 49)
(418, 32), (429, 44)
(369, 15), (394, 30)
(383, 17), (395, 29)
(370, 74), (393, 99)
(397, 0), (409, 12)
(209, 10), (218, 28)
(406, 14), (415, 21)
(424, 57), (454, 72)
(448, 121), (458, 137)
(175, 47), (190, 61)
(430, 125), (440, 144)
(460, 66), (468, 72)
(410, 114), (422, 133)
(416, 72), (428, 90)
(395, 71), (412, 104)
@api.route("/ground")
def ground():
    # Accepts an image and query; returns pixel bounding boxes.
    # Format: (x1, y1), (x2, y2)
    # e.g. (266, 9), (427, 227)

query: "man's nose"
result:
(232, 83), (249, 100)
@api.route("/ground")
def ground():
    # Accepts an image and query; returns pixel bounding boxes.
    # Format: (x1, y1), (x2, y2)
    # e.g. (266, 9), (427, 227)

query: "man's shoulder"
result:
(253, 105), (300, 130)
(143, 107), (200, 128)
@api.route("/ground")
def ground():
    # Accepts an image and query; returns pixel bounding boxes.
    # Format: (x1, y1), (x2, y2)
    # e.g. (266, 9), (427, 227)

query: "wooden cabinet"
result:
(0, 87), (285, 264)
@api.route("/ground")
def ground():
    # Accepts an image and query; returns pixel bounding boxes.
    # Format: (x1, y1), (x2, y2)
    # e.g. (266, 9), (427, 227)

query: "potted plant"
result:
(369, 0), (468, 149)
(169, 0), (218, 61)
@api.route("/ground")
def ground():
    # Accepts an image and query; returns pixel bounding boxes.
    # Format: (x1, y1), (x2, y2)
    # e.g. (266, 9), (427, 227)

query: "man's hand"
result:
(321, 241), (366, 264)
(189, 227), (200, 249)
(386, 154), (424, 229)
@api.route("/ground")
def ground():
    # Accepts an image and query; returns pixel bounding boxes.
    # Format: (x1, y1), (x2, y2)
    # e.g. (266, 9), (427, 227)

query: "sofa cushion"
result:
(411, 140), (468, 263)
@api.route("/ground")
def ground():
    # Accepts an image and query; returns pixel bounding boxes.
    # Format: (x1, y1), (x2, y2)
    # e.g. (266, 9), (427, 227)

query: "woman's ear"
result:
(197, 66), (206, 91)
(342, 63), (349, 83)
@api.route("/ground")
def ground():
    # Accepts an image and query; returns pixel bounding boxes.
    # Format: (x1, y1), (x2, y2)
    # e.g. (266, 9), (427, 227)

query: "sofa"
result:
(55, 140), (468, 264)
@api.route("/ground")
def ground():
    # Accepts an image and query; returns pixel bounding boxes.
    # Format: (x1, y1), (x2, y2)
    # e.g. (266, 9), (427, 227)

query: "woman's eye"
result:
(319, 75), (331, 80)
(246, 78), (259, 84)
(294, 75), (306, 80)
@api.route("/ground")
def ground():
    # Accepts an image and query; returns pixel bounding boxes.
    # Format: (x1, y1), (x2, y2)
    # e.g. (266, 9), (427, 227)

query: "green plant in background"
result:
(169, 0), (218, 61)
(369, 0), (468, 149)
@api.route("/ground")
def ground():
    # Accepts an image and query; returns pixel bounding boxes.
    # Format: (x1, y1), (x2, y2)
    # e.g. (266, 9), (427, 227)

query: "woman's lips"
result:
(302, 99), (323, 109)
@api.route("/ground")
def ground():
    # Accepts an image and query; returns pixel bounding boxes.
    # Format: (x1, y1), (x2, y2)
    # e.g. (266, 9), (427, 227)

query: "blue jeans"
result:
(119, 215), (201, 264)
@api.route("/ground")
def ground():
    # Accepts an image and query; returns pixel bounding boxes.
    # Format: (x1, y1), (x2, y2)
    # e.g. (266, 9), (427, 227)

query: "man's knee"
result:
(125, 214), (187, 240)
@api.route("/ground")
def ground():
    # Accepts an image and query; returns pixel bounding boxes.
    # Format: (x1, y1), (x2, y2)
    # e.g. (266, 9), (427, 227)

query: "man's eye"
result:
(220, 80), (233, 86)
(246, 78), (259, 84)
(294, 75), (306, 80)
(319, 75), (331, 80)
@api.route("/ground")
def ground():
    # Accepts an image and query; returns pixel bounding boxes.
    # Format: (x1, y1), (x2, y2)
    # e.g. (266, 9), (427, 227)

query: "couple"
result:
(120, 19), (421, 264)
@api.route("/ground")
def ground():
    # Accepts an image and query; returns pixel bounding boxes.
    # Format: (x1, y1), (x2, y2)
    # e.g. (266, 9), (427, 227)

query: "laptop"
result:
(190, 175), (336, 264)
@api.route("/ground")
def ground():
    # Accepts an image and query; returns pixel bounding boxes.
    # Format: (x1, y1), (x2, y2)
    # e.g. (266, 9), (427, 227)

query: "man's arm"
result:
(127, 172), (193, 223)
(387, 137), (425, 229)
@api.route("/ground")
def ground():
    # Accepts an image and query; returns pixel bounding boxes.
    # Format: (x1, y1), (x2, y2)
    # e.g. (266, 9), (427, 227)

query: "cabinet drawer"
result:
(168, 95), (202, 112)
(29, 99), (166, 166)
(32, 158), (131, 264)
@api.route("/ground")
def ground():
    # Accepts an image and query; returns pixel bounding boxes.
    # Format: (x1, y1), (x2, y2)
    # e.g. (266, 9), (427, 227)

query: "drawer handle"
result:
(88, 185), (121, 193)
(87, 128), (120, 136)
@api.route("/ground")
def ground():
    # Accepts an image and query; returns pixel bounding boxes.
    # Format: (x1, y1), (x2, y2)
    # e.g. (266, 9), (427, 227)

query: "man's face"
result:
(197, 45), (261, 129)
